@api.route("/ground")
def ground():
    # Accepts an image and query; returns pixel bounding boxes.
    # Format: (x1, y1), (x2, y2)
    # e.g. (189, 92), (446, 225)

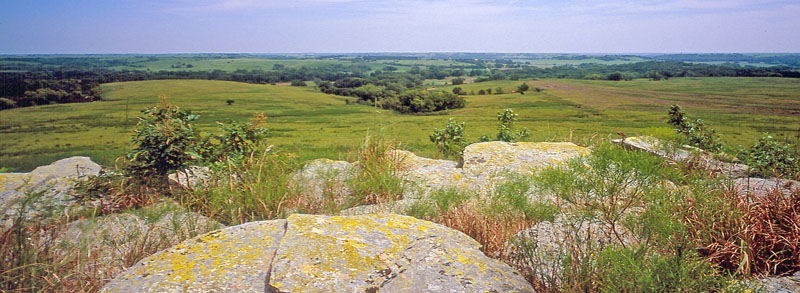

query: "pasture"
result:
(1, 77), (798, 171)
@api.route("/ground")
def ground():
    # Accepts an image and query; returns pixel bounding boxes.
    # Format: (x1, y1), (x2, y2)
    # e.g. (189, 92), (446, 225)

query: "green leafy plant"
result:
(127, 97), (202, 177)
(429, 118), (468, 161)
(667, 104), (723, 152)
(740, 134), (799, 179)
(497, 108), (529, 142)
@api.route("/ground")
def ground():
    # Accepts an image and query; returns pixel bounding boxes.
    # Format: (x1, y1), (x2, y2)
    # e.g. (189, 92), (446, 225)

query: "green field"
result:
(1, 77), (799, 171)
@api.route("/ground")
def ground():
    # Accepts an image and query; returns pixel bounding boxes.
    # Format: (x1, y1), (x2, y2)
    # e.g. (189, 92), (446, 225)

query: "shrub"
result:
(496, 108), (529, 142)
(429, 118), (468, 161)
(203, 113), (269, 163)
(127, 97), (202, 177)
(740, 134), (799, 179)
(290, 80), (307, 86)
(667, 104), (723, 152)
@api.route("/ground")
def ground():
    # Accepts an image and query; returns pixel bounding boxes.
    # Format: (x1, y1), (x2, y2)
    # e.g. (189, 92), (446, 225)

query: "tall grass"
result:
(346, 132), (406, 206)
(179, 145), (296, 225)
(0, 193), (214, 291)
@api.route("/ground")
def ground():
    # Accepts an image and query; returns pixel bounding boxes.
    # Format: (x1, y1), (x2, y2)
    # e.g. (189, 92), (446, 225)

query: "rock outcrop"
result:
(336, 142), (590, 215)
(734, 177), (799, 198)
(613, 136), (749, 178)
(0, 156), (101, 228)
(103, 214), (534, 292)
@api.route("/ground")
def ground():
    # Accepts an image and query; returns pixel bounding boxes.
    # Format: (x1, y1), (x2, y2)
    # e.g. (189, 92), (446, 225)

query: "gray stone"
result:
(734, 177), (799, 198)
(292, 158), (354, 201)
(463, 141), (591, 174)
(613, 136), (749, 178)
(758, 271), (800, 293)
(0, 156), (101, 228)
(103, 214), (534, 292)
(167, 166), (212, 191)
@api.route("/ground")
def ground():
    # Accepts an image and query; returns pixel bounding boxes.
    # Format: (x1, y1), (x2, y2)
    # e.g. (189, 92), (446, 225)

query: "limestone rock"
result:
(51, 204), (221, 281)
(0, 156), (101, 228)
(463, 141), (590, 174)
(292, 158), (353, 200)
(758, 271), (800, 293)
(505, 215), (636, 285)
(167, 166), (212, 191)
(104, 214), (534, 292)
(734, 177), (799, 197)
(613, 136), (749, 178)
(103, 219), (285, 292)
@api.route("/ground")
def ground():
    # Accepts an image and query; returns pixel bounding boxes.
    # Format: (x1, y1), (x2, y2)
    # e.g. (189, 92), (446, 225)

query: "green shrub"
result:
(127, 97), (202, 177)
(496, 108), (529, 142)
(429, 118), (468, 161)
(489, 175), (557, 222)
(203, 113), (269, 163)
(740, 134), (799, 179)
(667, 104), (723, 152)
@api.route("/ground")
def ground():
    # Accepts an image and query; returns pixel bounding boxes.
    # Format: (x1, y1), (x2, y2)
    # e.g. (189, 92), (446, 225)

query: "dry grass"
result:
(688, 182), (800, 276)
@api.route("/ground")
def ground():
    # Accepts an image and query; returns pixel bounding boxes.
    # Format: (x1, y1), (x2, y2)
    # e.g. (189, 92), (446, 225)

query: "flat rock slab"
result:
(734, 178), (799, 197)
(613, 136), (749, 178)
(104, 214), (534, 292)
(103, 220), (287, 292)
(463, 141), (590, 174)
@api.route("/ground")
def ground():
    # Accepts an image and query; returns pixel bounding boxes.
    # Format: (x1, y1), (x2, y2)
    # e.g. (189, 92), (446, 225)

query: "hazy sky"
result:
(1, 0), (798, 54)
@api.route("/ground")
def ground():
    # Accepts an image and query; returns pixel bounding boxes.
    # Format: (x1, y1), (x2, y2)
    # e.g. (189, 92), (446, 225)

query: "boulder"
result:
(758, 271), (800, 293)
(463, 141), (590, 174)
(292, 158), (354, 200)
(734, 177), (799, 197)
(167, 166), (212, 191)
(103, 214), (534, 292)
(44, 203), (221, 283)
(613, 136), (749, 178)
(505, 215), (637, 286)
(0, 156), (101, 228)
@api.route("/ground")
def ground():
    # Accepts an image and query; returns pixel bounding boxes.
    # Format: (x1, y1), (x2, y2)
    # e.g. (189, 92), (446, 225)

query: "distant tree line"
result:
(317, 71), (465, 113)
(1, 57), (798, 111)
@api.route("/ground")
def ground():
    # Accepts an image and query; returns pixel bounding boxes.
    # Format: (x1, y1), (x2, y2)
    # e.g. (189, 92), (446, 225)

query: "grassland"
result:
(1, 77), (799, 171)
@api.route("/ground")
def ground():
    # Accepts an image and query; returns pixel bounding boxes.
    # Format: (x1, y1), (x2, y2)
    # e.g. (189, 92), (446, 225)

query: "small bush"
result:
(496, 108), (529, 142)
(127, 97), (202, 177)
(290, 80), (307, 86)
(429, 118), (468, 161)
(740, 134), (800, 179)
(667, 104), (723, 152)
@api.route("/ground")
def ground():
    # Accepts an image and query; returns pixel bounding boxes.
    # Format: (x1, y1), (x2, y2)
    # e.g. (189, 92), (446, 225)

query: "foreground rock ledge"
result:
(102, 214), (533, 292)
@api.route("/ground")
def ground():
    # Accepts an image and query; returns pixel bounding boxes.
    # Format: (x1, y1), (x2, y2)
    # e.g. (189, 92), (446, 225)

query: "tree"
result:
(451, 78), (464, 85)
(452, 87), (466, 95)
(607, 72), (623, 81)
(517, 82), (529, 95)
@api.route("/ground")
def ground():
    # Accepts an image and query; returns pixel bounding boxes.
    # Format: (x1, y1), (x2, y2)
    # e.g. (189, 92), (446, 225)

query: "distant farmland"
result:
(1, 77), (798, 171)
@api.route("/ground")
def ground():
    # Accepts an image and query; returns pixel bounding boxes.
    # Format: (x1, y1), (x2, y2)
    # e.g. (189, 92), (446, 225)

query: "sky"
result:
(1, 0), (798, 54)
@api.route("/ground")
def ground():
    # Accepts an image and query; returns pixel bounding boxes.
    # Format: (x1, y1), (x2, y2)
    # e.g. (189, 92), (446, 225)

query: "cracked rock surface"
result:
(102, 214), (534, 292)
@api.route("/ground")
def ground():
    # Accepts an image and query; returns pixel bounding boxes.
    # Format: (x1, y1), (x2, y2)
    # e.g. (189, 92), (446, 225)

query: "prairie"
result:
(1, 77), (798, 171)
